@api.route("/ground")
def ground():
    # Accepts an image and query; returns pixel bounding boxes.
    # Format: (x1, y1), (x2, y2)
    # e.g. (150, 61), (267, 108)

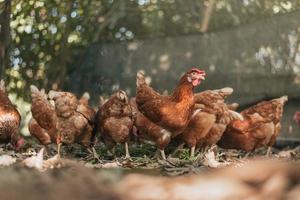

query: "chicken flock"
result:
(0, 68), (289, 161)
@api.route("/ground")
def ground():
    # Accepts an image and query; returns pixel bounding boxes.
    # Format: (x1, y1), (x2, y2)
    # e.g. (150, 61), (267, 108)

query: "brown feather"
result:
(96, 90), (134, 151)
(136, 70), (204, 135)
(218, 96), (288, 151)
(0, 80), (22, 146)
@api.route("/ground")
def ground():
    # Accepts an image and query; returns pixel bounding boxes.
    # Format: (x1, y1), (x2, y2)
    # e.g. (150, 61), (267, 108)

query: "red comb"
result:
(190, 67), (206, 75)
(14, 138), (25, 151)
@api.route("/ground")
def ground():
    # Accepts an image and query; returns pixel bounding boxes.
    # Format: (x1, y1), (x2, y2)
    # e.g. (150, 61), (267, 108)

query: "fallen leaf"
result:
(277, 150), (296, 159)
(43, 155), (63, 169)
(102, 161), (121, 168)
(23, 148), (44, 171)
(202, 149), (228, 168)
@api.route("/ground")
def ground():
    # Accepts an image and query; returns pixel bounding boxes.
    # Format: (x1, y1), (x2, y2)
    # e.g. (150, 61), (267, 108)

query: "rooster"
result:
(0, 80), (24, 151)
(135, 68), (206, 159)
(218, 96), (288, 154)
(96, 90), (133, 159)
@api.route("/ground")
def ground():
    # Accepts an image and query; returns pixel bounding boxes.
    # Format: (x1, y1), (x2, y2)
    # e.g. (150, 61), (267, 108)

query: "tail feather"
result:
(229, 110), (244, 121)
(275, 95), (288, 105)
(81, 92), (90, 100)
(136, 70), (146, 87)
(48, 90), (60, 100)
(79, 92), (90, 105)
(218, 87), (233, 95)
(30, 85), (40, 94)
(99, 96), (106, 107)
(116, 90), (128, 103)
(227, 103), (239, 111)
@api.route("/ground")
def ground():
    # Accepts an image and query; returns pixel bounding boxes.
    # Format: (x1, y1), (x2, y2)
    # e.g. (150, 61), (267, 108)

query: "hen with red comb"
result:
(135, 68), (206, 159)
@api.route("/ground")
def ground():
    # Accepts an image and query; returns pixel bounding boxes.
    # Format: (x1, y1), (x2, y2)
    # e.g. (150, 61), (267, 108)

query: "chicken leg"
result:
(86, 147), (102, 163)
(57, 143), (62, 158)
(160, 149), (167, 160)
(266, 147), (272, 157)
(190, 146), (196, 158)
(125, 142), (131, 159)
(43, 145), (50, 157)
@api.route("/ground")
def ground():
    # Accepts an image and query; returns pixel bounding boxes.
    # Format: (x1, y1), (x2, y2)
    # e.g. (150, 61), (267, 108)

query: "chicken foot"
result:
(86, 147), (102, 163)
(154, 149), (167, 160)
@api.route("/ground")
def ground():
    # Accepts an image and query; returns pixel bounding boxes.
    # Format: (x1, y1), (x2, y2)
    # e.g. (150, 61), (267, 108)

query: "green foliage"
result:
(1, 0), (300, 98)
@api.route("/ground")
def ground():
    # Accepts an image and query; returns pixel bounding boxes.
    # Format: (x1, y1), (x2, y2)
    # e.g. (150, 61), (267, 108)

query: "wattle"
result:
(192, 79), (201, 86)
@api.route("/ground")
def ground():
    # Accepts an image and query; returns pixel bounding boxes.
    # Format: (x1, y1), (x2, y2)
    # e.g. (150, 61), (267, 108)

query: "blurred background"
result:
(0, 0), (299, 137)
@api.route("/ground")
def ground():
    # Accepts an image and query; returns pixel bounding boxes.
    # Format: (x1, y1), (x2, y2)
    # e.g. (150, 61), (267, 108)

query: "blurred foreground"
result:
(0, 143), (300, 200)
(0, 156), (299, 200)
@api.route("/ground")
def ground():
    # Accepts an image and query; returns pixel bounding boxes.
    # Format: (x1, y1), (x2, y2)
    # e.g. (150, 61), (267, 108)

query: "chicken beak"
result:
(197, 74), (206, 80)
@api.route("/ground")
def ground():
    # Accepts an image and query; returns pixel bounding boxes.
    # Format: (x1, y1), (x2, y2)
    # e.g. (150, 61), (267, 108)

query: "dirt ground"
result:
(1, 138), (300, 200)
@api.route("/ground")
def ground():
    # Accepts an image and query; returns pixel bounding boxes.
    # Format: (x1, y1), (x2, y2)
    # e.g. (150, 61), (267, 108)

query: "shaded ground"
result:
(2, 137), (300, 176)
(1, 143), (300, 200)
(1, 134), (300, 200)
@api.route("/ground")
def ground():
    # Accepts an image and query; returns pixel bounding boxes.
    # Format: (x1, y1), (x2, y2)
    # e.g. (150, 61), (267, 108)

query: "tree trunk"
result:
(200, 0), (216, 33)
(0, 0), (11, 80)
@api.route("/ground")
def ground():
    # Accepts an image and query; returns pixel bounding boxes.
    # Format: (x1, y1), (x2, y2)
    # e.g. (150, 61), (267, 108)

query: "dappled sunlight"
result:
(1, 1), (300, 199)
(159, 54), (171, 71)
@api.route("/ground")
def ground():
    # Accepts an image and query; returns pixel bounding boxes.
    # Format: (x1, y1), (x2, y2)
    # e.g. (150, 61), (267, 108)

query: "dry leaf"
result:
(277, 150), (296, 159)
(23, 148), (44, 171)
(202, 149), (220, 168)
(43, 155), (63, 169)
(102, 161), (121, 168)
(202, 149), (228, 168)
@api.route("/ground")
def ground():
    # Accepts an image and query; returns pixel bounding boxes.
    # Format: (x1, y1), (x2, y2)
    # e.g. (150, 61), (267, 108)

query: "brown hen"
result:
(29, 85), (57, 150)
(218, 96), (288, 152)
(180, 87), (243, 157)
(48, 90), (97, 158)
(96, 90), (133, 159)
(135, 68), (206, 159)
(130, 98), (171, 160)
(0, 80), (24, 150)
(136, 68), (206, 136)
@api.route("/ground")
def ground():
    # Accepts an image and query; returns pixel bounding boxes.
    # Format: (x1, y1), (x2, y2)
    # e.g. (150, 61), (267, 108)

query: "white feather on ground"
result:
(0, 155), (16, 166)
(23, 148), (44, 170)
